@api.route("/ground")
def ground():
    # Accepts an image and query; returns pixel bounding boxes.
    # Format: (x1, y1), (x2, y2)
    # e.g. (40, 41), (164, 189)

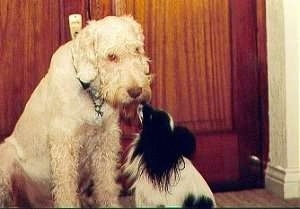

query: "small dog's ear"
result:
(173, 126), (196, 158)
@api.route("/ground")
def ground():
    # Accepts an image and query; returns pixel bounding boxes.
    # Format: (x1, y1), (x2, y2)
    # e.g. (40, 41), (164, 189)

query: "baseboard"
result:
(265, 164), (300, 199)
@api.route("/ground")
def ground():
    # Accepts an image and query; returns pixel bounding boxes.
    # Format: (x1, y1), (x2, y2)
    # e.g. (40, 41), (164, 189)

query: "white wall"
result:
(265, 0), (300, 199)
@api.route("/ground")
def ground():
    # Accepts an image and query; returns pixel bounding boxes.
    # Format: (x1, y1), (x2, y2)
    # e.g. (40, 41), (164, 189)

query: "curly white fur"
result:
(0, 15), (151, 208)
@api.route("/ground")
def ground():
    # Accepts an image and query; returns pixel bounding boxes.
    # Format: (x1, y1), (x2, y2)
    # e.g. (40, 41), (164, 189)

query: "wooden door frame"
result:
(256, 0), (268, 186)
(230, 0), (268, 189)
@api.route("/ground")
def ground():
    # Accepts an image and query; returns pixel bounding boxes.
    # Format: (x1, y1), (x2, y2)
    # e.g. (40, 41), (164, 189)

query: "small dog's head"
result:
(72, 16), (152, 109)
(132, 103), (196, 191)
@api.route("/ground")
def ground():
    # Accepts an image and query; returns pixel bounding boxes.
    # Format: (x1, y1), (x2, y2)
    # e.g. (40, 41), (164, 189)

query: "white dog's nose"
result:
(127, 87), (142, 98)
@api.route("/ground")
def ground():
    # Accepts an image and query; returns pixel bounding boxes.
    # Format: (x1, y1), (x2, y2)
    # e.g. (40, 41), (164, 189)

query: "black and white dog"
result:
(123, 104), (216, 208)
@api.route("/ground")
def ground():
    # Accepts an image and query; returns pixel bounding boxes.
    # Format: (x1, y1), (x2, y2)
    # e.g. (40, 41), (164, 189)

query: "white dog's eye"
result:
(107, 53), (119, 62)
(135, 47), (140, 54)
(135, 47), (144, 55)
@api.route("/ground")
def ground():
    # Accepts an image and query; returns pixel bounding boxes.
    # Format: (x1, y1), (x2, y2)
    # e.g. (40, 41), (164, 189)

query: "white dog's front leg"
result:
(0, 168), (11, 207)
(49, 137), (80, 207)
(91, 127), (121, 207)
(0, 141), (18, 207)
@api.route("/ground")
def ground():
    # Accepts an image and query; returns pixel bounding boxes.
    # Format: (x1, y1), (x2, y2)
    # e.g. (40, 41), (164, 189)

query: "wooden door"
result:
(1, 0), (267, 191)
(114, 0), (268, 191)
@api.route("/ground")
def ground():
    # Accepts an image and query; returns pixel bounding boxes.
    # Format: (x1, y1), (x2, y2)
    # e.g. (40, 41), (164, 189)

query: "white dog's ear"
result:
(72, 20), (98, 84)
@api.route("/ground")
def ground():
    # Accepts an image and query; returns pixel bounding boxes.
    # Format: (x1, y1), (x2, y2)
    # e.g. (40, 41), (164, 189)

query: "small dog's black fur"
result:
(132, 104), (196, 191)
(183, 194), (214, 209)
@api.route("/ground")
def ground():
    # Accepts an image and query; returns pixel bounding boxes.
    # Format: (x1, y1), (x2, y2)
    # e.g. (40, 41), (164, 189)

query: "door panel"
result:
(194, 133), (239, 183)
(115, 0), (265, 190)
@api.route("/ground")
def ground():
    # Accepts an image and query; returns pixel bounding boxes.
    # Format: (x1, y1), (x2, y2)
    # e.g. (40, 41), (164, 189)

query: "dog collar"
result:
(77, 77), (105, 118)
(86, 86), (105, 118)
(71, 45), (104, 118)
(78, 80), (104, 117)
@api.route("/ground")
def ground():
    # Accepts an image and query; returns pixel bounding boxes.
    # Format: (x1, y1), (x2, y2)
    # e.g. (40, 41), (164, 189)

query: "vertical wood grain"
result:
(89, 0), (113, 19)
(116, 0), (233, 133)
(0, 0), (61, 137)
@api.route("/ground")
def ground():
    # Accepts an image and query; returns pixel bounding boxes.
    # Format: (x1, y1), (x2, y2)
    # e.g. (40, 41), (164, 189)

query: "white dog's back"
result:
(0, 41), (117, 206)
(0, 42), (87, 206)
(6, 42), (81, 179)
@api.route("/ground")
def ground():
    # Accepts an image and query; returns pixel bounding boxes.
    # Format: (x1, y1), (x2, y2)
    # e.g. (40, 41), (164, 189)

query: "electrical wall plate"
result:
(69, 14), (82, 39)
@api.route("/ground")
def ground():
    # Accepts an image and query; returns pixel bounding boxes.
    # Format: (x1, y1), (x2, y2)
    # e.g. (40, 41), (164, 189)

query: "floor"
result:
(214, 189), (300, 208)
(120, 189), (300, 208)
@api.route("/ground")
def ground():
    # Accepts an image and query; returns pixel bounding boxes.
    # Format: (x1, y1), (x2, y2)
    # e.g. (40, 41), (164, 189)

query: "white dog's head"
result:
(72, 16), (152, 109)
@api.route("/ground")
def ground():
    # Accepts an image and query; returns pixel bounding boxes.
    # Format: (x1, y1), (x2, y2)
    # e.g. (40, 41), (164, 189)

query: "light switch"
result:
(69, 14), (82, 39)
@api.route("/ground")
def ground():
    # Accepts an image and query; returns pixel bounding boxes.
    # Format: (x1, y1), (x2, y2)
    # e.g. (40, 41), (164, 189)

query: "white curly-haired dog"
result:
(0, 15), (152, 208)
